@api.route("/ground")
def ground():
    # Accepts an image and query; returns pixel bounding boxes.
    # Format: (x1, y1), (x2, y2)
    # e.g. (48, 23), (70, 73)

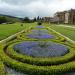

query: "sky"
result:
(0, 0), (75, 18)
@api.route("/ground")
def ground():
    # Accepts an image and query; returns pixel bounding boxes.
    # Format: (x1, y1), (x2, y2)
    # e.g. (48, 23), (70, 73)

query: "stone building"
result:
(42, 17), (52, 23)
(42, 17), (59, 24)
(55, 9), (75, 24)
(54, 12), (65, 23)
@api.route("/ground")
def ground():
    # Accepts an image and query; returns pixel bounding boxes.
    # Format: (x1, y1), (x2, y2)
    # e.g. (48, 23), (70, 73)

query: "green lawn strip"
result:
(49, 24), (75, 41)
(0, 23), (36, 40)
(47, 27), (75, 47)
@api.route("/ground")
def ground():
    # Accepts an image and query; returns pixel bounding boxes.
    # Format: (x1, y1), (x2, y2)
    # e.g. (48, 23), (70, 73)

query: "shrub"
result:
(37, 22), (42, 25)
(0, 59), (5, 75)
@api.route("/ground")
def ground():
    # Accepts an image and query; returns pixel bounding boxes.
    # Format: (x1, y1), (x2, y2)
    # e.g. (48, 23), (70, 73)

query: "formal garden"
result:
(0, 23), (75, 75)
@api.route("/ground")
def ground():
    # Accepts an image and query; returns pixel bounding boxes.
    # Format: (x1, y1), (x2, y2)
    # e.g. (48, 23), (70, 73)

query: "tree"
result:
(0, 16), (7, 24)
(33, 17), (36, 22)
(37, 16), (40, 21)
(23, 17), (30, 23)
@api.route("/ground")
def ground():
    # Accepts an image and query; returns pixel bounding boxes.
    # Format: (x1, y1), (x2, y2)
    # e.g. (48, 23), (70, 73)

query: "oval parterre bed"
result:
(17, 28), (65, 42)
(5, 40), (75, 66)
(1, 44), (75, 75)
(13, 41), (69, 57)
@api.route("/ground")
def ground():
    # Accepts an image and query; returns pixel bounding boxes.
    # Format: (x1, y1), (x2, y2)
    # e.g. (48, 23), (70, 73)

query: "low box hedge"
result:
(5, 41), (75, 66)
(1, 44), (75, 75)
(0, 59), (5, 75)
(0, 25), (75, 75)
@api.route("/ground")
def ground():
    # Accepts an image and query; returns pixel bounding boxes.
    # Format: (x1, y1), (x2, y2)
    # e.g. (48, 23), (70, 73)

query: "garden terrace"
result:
(0, 24), (75, 75)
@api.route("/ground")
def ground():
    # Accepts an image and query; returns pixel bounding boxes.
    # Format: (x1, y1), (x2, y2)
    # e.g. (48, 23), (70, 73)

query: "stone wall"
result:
(55, 9), (75, 24)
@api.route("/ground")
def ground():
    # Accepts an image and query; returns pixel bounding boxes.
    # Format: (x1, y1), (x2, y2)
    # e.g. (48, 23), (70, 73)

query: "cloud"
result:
(0, 0), (75, 18)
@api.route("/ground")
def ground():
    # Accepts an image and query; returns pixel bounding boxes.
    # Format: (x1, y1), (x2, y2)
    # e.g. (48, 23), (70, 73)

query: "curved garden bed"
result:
(4, 40), (75, 66)
(0, 25), (75, 75)
(0, 44), (75, 75)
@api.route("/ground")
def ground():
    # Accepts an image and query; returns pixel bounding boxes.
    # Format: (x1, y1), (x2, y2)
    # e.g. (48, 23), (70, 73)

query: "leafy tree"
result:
(33, 17), (36, 22)
(37, 16), (40, 21)
(0, 17), (7, 24)
(23, 17), (30, 23)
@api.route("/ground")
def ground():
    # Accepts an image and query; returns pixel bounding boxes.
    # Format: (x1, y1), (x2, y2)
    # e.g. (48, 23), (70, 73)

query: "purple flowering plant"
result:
(13, 41), (69, 57)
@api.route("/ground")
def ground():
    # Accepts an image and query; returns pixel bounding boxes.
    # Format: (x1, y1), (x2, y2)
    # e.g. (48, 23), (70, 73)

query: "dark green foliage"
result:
(0, 59), (5, 75)
(0, 15), (21, 24)
(33, 17), (37, 22)
(0, 16), (7, 24)
(37, 22), (42, 25)
(23, 17), (33, 23)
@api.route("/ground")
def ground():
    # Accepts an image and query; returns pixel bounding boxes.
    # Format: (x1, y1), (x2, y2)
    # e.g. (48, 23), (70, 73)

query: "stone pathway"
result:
(5, 66), (75, 75)
(5, 67), (28, 75)
(57, 25), (75, 29)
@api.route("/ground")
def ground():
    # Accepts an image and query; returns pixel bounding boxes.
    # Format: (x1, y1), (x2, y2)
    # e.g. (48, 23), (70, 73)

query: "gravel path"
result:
(57, 25), (75, 29)
(5, 66), (75, 75)
(5, 67), (28, 75)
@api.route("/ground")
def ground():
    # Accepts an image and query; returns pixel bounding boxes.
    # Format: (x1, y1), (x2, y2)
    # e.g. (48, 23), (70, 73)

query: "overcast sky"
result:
(0, 0), (75, 18)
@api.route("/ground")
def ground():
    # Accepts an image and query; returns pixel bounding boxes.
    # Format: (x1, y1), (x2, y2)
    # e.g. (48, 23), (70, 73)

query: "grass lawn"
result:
(49, 24), (75, 41)
(0, 23), (75, 75)
(0, 22), (75, 41)
(0, 23), (36, 40)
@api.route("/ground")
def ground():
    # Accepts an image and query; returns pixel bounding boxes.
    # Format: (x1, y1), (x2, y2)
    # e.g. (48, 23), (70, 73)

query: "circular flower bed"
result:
(26, 29), (55, 39)
(36, 26), (45, 28)
(27, 34), (55, 39)
(32, 30), (48, 34)
(13, 42), (69, 57)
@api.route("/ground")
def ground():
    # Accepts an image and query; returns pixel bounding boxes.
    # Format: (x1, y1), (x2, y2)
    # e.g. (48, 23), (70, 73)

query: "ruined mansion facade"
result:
(43, 9), (75, 24)
(55, 9), (75, 24)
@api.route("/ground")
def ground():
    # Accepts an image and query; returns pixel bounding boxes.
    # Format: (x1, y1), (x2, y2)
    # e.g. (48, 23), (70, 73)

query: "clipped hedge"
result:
(1, 44), (75, 75)
(17, 28), (65, 43)
(46, 27), (65, 42)
(5, 41), (75, 66)
(16, 26), (64, 42)
(17, 27), (66, 42)
(0, 30), (25, 44)
(0, 59), (5, 75)
(0, 25), (75, 75)
(47, 27), (75, 48)
(0, 26), (33, 44)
